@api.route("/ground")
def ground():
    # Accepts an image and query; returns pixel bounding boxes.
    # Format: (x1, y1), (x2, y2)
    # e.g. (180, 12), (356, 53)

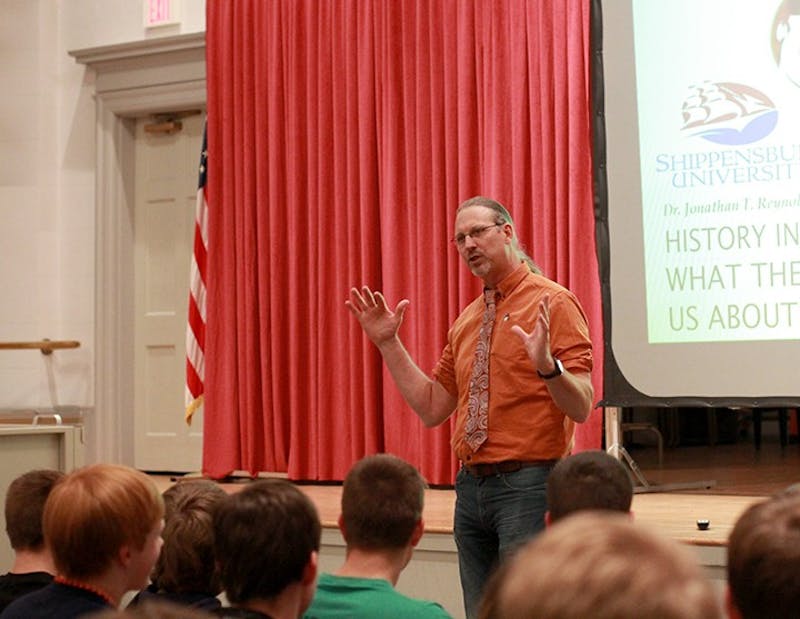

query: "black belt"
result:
(461, 459), (559, 477)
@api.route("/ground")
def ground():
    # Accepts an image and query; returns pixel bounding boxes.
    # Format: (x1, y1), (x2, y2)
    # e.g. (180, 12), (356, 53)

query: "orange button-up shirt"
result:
(433, 263), (593, 463)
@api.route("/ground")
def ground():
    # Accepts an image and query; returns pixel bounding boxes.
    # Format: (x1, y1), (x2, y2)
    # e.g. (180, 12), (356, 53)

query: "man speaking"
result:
(347, 196), (593, 618)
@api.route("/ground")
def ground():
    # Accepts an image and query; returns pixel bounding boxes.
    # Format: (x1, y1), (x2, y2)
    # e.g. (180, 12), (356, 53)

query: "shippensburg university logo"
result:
(681, 81), (778, 146)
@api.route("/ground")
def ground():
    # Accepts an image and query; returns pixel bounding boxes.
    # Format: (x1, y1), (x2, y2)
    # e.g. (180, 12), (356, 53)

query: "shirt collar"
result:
(491, 262), (530, 301)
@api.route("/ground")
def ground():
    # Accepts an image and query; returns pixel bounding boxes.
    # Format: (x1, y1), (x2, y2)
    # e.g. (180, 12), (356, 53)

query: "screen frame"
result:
(591, 0), (800, 408)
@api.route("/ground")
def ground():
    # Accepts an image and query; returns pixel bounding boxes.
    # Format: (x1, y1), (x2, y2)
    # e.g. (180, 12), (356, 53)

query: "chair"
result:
(621, 419), (664, 467)
(752, 408), (794, 449)
(655, 408), (720, 448)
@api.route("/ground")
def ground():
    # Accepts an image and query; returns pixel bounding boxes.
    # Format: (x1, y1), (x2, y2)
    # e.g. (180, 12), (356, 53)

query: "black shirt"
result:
(0, 581), (111, 618)
(0, 572), (53, 613)
(214, 607), (274, 619)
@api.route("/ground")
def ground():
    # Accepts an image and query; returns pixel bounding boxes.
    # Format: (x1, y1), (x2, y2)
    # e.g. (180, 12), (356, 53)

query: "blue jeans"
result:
(453, 464), (551, 619)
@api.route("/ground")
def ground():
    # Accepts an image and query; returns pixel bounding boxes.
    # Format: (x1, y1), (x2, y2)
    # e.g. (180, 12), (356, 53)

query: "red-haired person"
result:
(0, 463), (164, 619)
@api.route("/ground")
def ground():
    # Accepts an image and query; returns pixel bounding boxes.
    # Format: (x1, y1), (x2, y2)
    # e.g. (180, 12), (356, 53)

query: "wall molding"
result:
(71, 35), (205, 464)
(69, 32), (205, 66)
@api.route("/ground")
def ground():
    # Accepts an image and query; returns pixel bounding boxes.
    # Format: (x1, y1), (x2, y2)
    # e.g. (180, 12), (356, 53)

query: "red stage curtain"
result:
(204, 0), (602, 484)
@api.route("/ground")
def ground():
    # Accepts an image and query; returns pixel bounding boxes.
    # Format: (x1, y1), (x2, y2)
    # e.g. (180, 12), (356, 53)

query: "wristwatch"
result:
(537, 357), (563, 380)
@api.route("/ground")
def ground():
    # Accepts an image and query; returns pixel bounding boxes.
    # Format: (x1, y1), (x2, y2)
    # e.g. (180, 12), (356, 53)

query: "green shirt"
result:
(303, 573), (453, 619)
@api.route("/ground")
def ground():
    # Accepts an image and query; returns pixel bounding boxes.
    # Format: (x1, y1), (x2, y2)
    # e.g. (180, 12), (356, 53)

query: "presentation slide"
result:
(600, 0), (800, 399)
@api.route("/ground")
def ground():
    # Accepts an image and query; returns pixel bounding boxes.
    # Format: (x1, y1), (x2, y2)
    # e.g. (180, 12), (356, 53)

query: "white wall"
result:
(0, 0), (205, 462)
(61, 0), (206, 51)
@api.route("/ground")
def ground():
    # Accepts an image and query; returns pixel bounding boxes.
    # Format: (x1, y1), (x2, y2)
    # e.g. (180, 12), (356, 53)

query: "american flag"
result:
(185, 122), (208, 423)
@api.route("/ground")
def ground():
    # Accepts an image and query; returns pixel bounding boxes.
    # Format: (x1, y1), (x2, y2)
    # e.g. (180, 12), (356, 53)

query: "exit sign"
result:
(145, 0), (180, 28)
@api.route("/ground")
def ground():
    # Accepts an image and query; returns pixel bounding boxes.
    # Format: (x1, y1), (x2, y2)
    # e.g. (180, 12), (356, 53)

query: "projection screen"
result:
(593, 0), (800, 407)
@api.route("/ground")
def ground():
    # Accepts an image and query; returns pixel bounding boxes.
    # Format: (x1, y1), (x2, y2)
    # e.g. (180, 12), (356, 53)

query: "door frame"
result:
(70, 33), (206, 464)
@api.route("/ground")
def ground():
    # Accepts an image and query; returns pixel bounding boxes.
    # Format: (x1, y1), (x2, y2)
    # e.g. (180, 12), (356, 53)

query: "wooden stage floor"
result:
(154, 431), (800, 550)
(283, 485), (754, 549)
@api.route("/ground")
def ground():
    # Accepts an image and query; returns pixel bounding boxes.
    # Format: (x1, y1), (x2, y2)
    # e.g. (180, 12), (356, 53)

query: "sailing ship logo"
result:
(681, 81), (778, 145)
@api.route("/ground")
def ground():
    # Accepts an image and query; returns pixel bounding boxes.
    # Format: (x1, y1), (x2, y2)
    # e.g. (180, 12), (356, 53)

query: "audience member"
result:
(476, 449), (634, 616)
(0, 469), (64, 612)
(545, 449), (633, 524)
(479, 511), (723, 619)
(131, 480), (227, 610)
(0, 463), (164, 619)
(726, 491), (800, 619)
(97, 598), (215, 619)
(303, 454), (452, 619)
(776, 481), (800, 496)
(212, 479), (320, 619)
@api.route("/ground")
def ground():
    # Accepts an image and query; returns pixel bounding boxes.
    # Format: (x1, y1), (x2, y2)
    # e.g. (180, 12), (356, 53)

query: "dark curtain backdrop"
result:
(203, 0), (603, 484)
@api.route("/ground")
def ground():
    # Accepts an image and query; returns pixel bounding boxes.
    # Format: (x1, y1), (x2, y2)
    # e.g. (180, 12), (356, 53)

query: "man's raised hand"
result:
(346, 286), (410, 347)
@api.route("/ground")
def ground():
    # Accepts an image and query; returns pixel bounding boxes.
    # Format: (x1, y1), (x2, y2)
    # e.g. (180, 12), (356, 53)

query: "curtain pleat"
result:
(204, 0), (602, 484)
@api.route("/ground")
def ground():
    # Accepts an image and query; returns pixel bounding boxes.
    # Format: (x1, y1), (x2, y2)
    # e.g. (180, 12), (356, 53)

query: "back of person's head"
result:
(4, 469), (64, 551)
(482, 511), (723, 619)
(546, 450), (633, 523)
(151, 480), (227, 595)
(212, 479), (320, 605)
(43, 463), (164, 580)
(776, 481), (800, 497)
(727, 492), (800, 619)
(341, 453), (426, 550)
(93, 598), (215, 618)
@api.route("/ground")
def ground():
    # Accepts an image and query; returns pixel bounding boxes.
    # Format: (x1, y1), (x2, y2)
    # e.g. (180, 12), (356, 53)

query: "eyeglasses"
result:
(452, 223), (503, 247)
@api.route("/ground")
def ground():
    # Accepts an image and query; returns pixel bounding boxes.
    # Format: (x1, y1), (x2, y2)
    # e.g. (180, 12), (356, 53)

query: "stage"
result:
(246, 482), (755, 547)
(154, 475), (763, 619)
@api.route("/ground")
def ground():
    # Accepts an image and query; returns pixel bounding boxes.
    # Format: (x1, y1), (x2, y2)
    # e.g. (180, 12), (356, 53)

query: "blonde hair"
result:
(485, 512), (723, 619)
(44, 463), (164, 579)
